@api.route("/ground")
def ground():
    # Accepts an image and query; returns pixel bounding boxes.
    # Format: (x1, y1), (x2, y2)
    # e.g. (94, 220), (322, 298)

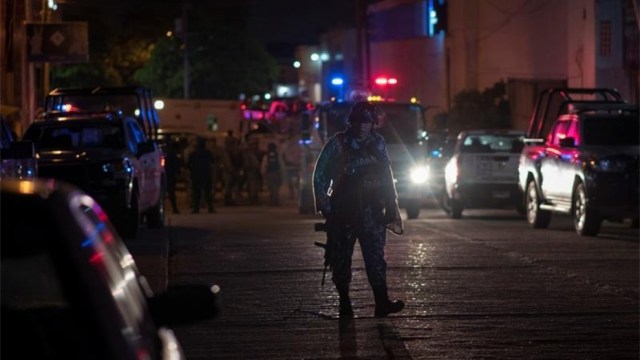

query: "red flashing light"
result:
(375, 77), (388, 86)
(374, 76), (398, 86)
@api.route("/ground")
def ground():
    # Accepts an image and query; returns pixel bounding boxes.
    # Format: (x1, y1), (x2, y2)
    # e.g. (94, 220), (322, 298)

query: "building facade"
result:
(361, 0), (638, 130)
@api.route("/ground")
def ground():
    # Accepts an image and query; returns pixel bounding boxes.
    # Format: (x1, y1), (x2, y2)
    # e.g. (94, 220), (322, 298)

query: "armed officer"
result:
(313, 101), (405, 318)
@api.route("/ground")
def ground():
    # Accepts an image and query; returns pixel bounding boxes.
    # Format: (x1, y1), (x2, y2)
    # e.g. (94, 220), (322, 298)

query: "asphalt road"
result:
(130, 193), (639, 360)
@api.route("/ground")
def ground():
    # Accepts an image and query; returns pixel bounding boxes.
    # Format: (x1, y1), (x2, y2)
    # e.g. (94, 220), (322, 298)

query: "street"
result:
(130, 194), (639, 360)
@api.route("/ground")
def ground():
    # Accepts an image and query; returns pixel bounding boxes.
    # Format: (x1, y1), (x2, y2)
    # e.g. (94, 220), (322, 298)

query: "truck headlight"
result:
(587, 158), (627, 172)
(410, 165), (429, 184)
(102, 158), (133, 179)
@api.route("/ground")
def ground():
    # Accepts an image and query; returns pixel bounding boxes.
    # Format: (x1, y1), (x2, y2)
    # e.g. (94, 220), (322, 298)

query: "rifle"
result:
(314, 219), (335, 286)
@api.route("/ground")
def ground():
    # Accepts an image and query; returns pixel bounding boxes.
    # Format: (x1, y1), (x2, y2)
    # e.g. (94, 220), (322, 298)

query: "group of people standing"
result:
(164, 130), (296, 214)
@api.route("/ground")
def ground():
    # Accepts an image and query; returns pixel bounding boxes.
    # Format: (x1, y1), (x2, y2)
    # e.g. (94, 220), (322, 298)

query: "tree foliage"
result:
(135, 24), (278, 100)
(50, 2), (276, 100)
(440, 81), (511, 134)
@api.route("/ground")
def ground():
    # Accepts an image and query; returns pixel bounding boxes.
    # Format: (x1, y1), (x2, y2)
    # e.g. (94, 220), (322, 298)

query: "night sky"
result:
(58, 0), (358, 59)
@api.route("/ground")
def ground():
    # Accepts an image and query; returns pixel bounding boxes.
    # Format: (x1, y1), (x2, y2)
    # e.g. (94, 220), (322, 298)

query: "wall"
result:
(157, 99), (241, 136)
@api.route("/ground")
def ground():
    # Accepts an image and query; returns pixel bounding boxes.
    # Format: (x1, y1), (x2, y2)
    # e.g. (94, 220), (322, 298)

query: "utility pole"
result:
(180, 2), (190, 99)
(354, 0), (365, 91)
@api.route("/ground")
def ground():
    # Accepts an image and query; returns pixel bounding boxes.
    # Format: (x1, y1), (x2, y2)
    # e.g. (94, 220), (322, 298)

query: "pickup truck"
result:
(23, 112), (166, 239)
(518, 88), (639, 236)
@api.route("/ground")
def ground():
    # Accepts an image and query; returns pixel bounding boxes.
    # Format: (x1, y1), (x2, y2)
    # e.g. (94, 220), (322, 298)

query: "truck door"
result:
(540, 119), (572, 203)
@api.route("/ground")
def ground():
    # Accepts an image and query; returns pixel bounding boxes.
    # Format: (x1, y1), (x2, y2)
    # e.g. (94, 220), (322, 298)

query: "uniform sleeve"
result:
(312, 136), (340, 214)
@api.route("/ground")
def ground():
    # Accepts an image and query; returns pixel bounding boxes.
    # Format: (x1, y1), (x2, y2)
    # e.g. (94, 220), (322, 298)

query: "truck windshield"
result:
(582, 114), (639, 146)
(25, 123), (124, 150)
(321, 102), (424, 144)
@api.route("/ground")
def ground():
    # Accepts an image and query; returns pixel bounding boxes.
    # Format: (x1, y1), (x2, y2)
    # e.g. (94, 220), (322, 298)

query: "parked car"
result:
(22, 111), (166, 239)
(519, 88), (639, 236)
(443, 129), (526, 218)
(1, 178), (220, 360)
(0, 115), (37, 179)
(425, 131), (456, 210)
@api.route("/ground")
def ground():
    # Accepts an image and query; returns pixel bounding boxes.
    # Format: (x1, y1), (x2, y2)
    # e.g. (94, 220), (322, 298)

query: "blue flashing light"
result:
(331, 77), (344, 86)
(431, 149), (442, 158)
(428, 2), (437, 37)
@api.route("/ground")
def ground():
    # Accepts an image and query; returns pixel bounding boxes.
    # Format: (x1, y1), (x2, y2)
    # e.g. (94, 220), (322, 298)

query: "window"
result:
(600, 21), (611, 56)
(551, 120), (572, 146)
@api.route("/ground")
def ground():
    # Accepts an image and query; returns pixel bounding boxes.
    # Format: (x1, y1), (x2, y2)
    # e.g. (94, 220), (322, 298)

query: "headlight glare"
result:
(410, 165), (429, 184)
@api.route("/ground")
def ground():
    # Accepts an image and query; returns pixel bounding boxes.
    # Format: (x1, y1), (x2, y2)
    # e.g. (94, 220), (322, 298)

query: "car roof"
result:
(47, 86), (149, 96)
(34, 112), (131, 125)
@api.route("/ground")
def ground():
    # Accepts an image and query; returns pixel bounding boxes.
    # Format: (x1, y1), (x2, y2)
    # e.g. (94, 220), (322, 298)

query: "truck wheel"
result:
(526, 180), (551, 228)
(573, 182), (601, 236)
(406, 201), (420, 219)
(450, 199), (462, 219)
(120, 191), (140, 239)
(146, 182), (165, 229)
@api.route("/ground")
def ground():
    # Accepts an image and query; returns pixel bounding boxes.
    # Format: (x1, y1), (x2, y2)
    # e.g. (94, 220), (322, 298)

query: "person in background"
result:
(312, 101), (404, 318)
(261, 142), (284, 206)
(281, 135), (302, 200)
(222, 137), (243, 206)
(164, 140), (182, 214)
(209, 137), (224, 202)
(243, 140), (262, 205)
(187, 137), (215, 213)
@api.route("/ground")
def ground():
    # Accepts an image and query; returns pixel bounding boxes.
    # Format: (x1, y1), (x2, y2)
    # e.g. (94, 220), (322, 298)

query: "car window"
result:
(582, 114), (640, 146)
(1, 197), (105, 359)
(461, 134), (523, 153)
(127, 120), (147, 145)
(550, 120), (572, 146)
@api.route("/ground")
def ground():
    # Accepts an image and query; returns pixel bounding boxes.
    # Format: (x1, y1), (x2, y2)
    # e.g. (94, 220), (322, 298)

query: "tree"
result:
(441, 81), (511, 134)
(132, 37), (184, 98)
(135, 22), (278, 100)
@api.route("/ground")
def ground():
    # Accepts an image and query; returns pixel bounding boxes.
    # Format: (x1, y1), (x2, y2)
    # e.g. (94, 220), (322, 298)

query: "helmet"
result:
(348, 101), (378, 124)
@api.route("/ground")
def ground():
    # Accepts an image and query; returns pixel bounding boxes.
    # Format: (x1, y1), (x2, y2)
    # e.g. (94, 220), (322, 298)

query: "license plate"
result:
(492, 190), (510, 199)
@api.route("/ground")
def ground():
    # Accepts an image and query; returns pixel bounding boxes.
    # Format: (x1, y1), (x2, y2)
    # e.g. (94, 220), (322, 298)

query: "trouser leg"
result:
(357, 222), (404, 317)
(331, 227), (356, 317)
(191, 180), (202, 212)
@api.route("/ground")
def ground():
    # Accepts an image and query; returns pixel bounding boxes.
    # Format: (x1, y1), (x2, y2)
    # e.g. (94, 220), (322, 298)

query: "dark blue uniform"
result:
(313, 122), (404, 317)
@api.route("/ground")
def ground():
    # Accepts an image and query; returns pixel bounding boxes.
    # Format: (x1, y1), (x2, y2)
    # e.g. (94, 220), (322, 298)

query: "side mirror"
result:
(559, 137), (576, 148)
(148, 283), (221, 326)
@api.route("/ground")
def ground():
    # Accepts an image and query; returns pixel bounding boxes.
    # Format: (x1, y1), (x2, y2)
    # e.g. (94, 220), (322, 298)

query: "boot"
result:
(338, 287), (354, 318)
(373, 286), (404, 318)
